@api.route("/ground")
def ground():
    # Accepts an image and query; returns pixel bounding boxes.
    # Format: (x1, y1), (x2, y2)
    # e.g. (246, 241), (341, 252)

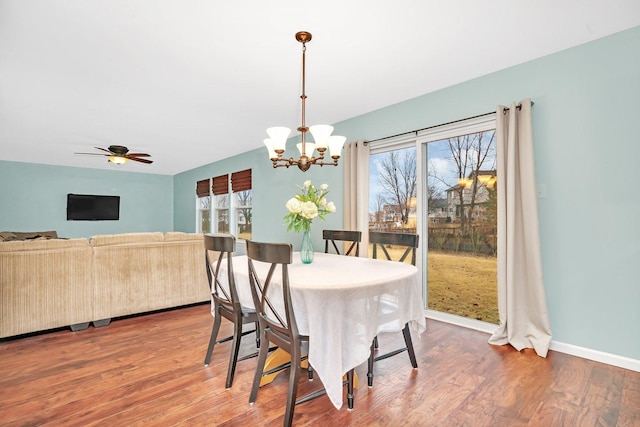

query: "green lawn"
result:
(427, 250), (498, 324)
(368, 245), (499, 324)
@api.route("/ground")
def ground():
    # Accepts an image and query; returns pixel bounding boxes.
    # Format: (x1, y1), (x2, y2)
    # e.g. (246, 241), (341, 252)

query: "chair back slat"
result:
(246, 240), (298, 344)
(369, 231), (419, 266)
(323, 229), (362, 256)
(204, 234), (238, 307)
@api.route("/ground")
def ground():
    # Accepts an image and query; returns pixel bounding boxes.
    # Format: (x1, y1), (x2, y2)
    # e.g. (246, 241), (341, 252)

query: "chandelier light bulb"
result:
(266, 127), (291, 151)
(263, 139), (278, 160)
(309, 125), (334, 150)
(297, 142), (316, 156)
(328, 135), (346, 158)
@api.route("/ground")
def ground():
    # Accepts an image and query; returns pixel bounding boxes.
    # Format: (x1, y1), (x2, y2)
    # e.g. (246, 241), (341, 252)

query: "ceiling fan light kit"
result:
(108, 155), (128, 165)
(264, 31), (345, 172)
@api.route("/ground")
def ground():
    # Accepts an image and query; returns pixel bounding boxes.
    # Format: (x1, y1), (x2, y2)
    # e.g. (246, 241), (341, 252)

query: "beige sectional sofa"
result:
(0, 232), (210, 338)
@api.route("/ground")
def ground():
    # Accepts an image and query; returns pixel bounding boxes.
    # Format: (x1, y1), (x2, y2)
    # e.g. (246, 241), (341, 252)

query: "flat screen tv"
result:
(67, 194), (120, 221)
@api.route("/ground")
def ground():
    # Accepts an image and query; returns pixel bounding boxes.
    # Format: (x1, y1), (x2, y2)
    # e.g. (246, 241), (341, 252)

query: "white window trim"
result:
(416, 113), (496, 143)
(368, 133), (417, 154)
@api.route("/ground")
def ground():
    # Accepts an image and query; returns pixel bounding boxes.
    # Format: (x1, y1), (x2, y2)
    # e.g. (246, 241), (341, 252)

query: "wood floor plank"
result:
(1, 303), (639, 426)
(618, 370), (640, 426)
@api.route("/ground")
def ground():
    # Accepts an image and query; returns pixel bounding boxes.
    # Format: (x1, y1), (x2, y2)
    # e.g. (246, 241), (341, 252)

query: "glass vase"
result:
(300, 230), (314, 264)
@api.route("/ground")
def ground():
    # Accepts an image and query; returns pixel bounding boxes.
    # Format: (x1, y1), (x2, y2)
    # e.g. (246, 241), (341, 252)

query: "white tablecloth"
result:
(218, 252), (426, 409)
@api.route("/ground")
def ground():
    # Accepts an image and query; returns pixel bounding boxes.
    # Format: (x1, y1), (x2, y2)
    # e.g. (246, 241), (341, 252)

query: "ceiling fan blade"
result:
(94, 147), (112, 153)
(75, 152), (110, 156)
(128, 157), (153, 164)
(126, 153), (151, 157)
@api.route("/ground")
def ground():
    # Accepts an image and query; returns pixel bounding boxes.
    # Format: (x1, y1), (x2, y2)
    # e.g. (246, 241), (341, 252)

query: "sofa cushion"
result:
(0, 231), (58, 241)
(0, 238), (88, 252)
(0, 232), (17, 242)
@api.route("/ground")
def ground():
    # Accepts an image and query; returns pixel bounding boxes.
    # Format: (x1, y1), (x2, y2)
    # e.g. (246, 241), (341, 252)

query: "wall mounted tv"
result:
(67, 194), (120, 221)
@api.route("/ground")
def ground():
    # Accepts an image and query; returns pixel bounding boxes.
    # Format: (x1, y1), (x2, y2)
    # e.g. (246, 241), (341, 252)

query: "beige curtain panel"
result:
(488, 98), (552, 357)
(342, 140), (370, 255)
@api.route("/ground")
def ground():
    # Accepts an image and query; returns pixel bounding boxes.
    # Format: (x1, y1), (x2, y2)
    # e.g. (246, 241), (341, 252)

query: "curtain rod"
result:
(364, 101), (534, 145)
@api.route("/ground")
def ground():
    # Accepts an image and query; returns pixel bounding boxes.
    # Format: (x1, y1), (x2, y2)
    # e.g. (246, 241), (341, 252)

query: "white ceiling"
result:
(1, 0), (639, 175)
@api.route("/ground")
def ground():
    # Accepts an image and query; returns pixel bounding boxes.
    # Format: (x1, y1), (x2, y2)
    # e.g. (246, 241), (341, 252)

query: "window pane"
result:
(198, 196), (210, 210)
(235, 190), (252, 240)
(216, 210), (229, 234)
(215, 194), (229, 209)
(198, 196), (211, 234)
(426, 130), (498, 323)
(215, 194), (229, 234)
(200, 210), (211, 234)
(368, 146), (417, 262)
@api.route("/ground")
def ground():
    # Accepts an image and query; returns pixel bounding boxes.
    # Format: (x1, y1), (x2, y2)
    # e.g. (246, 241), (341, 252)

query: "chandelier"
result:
(263, 31), (346, 172)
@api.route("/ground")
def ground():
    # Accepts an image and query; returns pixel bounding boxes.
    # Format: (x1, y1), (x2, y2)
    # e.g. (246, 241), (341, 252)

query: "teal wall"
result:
(1, 27), (638, 361)
(329, 27), (640, 361)
(0, 161), (173, 238)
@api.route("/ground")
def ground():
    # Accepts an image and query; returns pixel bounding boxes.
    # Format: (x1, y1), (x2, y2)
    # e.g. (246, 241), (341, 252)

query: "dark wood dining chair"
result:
(246, 240), (354, 427)
(367, 231), (420, 387)
(323, 229), (362, 256)
(203, 234), (260, 389)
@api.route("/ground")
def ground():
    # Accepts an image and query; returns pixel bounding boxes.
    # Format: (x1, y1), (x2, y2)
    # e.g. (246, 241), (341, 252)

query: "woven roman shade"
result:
(196, 179), (210, 197)
(231, 169), (252, 192)
(212, 174), (229, 195)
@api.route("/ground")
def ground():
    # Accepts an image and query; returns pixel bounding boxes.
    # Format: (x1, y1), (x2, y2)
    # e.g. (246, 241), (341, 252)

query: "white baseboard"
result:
(549, 341), (640, 372)
(424, 310), (640, 372)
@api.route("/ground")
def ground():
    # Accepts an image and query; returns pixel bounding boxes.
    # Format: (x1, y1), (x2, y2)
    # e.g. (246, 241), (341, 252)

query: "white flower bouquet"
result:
(284, 180), (336, 233)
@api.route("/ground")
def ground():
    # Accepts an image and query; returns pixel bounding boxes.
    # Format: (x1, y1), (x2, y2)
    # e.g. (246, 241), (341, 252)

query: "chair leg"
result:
(374, 335), (379, 349)
(402, 323), (418, 368)
(283, 345), (301, 427)
(254, 321), (260, 348)
(346, 369), (354, 409)
(367, 340), (375, 387)
(204, 309), (222, 366)
(307, 362), (313, 380)
(249, 329), (270, 404)
(225, 322), (243, 389)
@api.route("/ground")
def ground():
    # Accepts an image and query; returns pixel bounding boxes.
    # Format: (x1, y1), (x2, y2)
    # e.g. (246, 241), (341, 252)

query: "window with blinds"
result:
(197, 170), (251, 238)
(195, 179), (211, 233)
(211, 174), (230, 234)
(231, 169), (252, 239)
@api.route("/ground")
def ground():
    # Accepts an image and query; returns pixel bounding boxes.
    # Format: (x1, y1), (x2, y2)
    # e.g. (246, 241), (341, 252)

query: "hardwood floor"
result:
(1, 303), (638, 426)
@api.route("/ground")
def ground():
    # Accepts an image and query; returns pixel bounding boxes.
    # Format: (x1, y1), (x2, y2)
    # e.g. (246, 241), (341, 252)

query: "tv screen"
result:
(67, 194), (120, 221)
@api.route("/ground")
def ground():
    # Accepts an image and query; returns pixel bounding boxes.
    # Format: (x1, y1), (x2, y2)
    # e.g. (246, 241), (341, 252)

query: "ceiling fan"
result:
(75, 145), (153, 164)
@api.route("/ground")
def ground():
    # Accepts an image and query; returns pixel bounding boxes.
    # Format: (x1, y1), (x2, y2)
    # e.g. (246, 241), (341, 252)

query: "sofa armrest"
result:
(0, 238), (94, 338)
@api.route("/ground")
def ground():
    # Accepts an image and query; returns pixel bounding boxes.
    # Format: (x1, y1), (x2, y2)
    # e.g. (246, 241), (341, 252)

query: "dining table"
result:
(218, 251), (426, 410)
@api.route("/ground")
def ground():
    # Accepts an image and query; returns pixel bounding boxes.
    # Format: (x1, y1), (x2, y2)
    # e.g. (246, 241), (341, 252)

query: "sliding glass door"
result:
(368, 114), (498, 325)
(424, 127), (498, 324)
